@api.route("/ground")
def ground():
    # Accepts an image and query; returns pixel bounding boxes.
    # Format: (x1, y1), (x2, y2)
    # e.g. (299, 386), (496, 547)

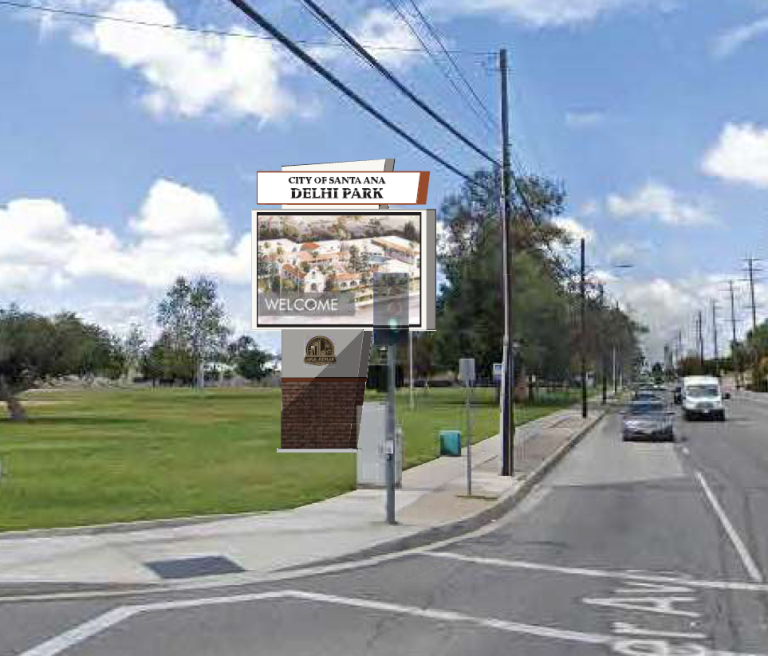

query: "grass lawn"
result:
(0, 386), (579, 531)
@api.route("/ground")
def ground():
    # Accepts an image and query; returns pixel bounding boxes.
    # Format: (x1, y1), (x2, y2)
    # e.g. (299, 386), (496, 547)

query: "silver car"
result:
(622, 399), (675, 442)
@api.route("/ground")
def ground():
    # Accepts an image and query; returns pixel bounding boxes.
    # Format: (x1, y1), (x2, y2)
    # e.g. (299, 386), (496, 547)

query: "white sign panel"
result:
(258, 171), (430, 206)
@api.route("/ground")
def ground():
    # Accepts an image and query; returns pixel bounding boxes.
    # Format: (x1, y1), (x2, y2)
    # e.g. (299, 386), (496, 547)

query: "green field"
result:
(0, 387), (578, 531)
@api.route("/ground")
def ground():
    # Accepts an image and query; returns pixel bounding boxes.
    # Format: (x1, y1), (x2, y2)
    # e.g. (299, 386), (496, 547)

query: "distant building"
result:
(281, 264), (326, 293)
(336, 271), (364, 290)
(304, 268), (326, 293)
(372, 237), (419, 266)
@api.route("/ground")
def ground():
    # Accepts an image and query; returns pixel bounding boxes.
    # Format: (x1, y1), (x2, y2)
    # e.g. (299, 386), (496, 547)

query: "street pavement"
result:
(3, 395), (768, 655)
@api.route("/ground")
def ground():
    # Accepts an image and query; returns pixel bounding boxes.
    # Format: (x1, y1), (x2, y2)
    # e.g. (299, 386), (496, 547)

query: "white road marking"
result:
(694, 471), (764, 583)
(18, 607), (136, 656)
(612, 622), (706, 640)
(421, 551), (768, 592)
(583, 595), (699, 618)
(681, 446), (690, 455)
(17, 589), (765, 656)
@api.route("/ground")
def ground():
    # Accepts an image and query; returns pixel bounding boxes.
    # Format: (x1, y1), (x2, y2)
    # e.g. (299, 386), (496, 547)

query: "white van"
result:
(682, 376), (726, 421)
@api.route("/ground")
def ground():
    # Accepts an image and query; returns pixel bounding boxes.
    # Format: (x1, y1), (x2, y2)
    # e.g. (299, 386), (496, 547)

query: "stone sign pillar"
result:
(279, 330), (372, 451)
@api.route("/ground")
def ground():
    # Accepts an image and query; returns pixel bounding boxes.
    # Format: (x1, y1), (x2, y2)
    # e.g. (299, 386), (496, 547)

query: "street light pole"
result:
(386, 343), (397, 525)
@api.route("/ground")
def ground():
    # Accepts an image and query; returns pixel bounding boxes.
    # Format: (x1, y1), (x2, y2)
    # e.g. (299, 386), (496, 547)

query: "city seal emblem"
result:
(304, 336), (337, 365)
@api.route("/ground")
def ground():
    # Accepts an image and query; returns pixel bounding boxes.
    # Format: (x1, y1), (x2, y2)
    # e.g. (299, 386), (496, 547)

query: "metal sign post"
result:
(459, 358), (476, 497)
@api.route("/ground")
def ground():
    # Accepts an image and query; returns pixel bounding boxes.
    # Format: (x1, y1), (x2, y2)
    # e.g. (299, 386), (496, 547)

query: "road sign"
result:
(459, 358), (476, 384)
(492, 362), (503, 383)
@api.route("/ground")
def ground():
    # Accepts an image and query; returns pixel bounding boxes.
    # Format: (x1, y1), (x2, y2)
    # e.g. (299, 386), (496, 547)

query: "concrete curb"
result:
(281, 408), (608, 571)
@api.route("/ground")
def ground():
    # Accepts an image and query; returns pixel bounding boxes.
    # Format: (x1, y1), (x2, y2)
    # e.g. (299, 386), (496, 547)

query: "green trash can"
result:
(439, 430), (462, 457)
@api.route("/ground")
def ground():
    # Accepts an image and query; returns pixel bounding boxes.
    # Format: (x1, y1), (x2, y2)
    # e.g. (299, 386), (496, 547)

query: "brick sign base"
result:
(281, 377), (367, 450)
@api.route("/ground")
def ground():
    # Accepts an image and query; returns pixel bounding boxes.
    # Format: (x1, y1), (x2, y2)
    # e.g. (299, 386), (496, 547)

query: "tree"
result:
(122, 324), (146, 382)
(157, 277), (231, 389)
(348, 245), (368, 273)
(0, 306), (122, 420)
(403, 221), (418, 242)
(227, 336), (272, 382)
(434, 169), (644, 391)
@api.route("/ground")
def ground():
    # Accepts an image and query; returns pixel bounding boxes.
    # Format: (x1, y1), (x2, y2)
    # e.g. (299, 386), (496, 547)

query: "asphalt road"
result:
(4, 395), (768, 655)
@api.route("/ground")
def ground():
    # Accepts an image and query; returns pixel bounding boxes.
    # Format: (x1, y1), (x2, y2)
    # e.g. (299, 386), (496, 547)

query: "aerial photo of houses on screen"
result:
(256, 213), (421, 325)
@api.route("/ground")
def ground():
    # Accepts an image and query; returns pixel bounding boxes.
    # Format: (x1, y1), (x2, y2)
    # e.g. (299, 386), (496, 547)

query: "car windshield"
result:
(686, 385), (719, 398)
(629, 403), (665, 415)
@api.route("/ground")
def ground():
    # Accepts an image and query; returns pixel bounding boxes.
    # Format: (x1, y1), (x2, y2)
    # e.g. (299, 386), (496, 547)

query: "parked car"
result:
(682, 375), (726, 421)
(673, 385), (682, 405)
(622, 399), (675, 441)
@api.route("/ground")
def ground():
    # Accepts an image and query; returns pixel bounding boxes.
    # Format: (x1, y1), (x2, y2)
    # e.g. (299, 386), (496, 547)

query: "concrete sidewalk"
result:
(0, 406), (605, 589)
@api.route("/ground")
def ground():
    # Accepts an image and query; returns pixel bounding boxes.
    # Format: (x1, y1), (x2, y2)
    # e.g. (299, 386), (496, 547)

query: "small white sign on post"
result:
(459, 358), (476, 384)
(492, 362), (502, 383)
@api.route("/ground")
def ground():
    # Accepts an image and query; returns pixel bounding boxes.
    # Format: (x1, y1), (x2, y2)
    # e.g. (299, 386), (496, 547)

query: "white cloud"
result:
(552, 217), (596, 243)
(605, 240), (653, 266)
(712, 16), (768, 59)
(579, 200), (601, 216)
(352, 8), (423, 69)
(565, 110), (606, 127)
(605, 271), (743, 362)
(0, 179), (251, 293)
(311, 7), (423, 70)
(426, 0), (675, 27)
(702, 123), (768, 189)
(46, 0), (310, 123)
(606, 182), (714, 226)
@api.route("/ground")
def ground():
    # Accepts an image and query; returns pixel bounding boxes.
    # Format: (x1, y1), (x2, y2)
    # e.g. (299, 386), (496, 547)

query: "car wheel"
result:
(684, 410), (692, 421)
(717, 411), (725, 422)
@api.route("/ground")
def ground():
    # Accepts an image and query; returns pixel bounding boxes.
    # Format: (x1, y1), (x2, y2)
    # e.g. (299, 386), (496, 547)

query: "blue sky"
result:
(2, 0), (768, 360)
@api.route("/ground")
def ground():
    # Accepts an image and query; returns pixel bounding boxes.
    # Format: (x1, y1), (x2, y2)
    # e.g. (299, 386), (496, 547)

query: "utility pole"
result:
(744, 256), (761, 390)
(580, 238), (588, 418)
(697, 310), (705, 369)
(746, 257), (758, 332)
(599, 285), (607, 404)
(498, 48), (515, 476)
(728, 280), (740, 389)
(712, 299), (720, 376)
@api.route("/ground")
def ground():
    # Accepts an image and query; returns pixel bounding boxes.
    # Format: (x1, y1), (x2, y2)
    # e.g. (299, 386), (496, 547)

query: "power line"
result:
(0, 0), (494, 55)
(405, 0), (497, 131)
(221, 0), (482, 186)
(13, 0), (553, 261)
(293, 0), (498, 166)
(380, 0), (495, 136)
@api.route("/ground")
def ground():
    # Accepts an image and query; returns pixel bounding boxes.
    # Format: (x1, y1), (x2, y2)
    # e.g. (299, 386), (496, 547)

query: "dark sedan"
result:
(622, 399), (674, 442)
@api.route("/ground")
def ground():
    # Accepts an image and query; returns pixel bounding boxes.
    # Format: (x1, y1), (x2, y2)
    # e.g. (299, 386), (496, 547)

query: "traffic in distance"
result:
(622, 375), (728, 442)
